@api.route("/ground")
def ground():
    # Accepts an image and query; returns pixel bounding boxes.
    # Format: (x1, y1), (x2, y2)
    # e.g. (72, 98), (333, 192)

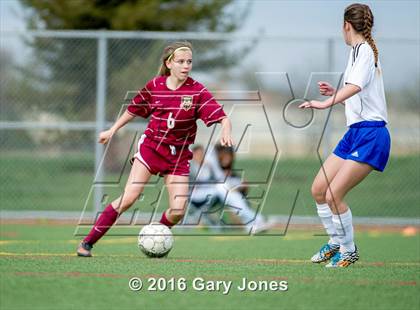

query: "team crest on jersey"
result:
(180, 96), (193, 111)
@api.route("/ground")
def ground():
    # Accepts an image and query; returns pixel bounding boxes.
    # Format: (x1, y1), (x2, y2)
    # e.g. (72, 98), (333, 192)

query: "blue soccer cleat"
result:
(325, 246), (359, 268)
(311, 243), (340, 263)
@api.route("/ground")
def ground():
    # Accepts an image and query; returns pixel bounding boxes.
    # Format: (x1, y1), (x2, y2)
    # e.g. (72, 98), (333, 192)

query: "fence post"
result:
(94, 31), (107, 214)
(323, 37), (334, 160)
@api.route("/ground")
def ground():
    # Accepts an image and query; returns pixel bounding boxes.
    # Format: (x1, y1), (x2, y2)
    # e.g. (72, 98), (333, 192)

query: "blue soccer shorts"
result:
(333, 121), (391, 172)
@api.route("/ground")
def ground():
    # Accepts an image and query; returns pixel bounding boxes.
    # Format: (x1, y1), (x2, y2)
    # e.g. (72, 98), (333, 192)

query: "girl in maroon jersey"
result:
(77, 41), (233, 257)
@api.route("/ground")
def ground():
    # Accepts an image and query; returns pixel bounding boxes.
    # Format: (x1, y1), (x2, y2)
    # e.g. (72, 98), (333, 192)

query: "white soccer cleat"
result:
(250, 218), (276, 235)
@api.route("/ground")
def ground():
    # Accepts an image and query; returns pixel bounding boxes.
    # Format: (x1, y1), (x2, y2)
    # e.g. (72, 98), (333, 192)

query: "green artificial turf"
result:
(0, 223), (419, 310)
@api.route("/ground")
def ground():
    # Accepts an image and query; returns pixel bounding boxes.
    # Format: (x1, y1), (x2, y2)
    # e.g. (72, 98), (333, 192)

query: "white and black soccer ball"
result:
(138, 223), (174, 258)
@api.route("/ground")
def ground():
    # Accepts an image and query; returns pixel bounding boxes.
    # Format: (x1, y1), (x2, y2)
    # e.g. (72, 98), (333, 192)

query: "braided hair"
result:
(344, 3), (378, 67)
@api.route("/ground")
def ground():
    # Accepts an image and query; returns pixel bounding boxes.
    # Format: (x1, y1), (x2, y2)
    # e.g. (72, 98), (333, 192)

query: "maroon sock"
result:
(84, 204), (119, 246)
(159, 211), (175, 228)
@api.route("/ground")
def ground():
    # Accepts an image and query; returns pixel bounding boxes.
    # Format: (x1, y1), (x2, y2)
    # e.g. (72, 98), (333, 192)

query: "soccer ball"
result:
(138, 223), (174, 258)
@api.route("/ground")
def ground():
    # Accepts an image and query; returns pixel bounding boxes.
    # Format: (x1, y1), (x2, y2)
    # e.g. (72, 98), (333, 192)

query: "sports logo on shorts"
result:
(180, 96), (193, 111)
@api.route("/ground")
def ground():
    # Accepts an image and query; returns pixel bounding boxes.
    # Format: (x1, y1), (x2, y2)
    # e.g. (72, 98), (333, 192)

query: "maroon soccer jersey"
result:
(127, 76), (226, 146)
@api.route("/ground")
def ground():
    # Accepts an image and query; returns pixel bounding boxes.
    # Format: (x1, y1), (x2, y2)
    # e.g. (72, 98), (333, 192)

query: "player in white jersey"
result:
(187, 144), (273, 234)
(299, 3), (390, 267)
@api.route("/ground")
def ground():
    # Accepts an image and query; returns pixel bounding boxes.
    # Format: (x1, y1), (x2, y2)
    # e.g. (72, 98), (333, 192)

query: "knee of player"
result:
(311, 182), (326, 201)
(325, 190), (341, 207)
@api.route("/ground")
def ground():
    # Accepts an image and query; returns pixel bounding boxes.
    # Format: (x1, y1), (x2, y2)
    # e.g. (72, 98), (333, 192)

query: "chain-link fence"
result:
(0, 30), (419, 220)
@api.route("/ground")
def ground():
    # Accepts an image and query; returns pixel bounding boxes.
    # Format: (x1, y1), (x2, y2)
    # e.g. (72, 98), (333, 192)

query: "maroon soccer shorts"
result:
(133, 134), (192, 176)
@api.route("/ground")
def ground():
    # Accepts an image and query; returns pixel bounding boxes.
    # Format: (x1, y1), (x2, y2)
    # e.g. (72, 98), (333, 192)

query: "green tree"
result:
(19, 0), (251, 120)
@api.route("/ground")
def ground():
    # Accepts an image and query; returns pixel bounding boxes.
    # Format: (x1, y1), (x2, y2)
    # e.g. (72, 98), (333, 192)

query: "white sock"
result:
(225, 190), (256, 225)
(332, 208), (355, 253)
(316, 203), (339, 245)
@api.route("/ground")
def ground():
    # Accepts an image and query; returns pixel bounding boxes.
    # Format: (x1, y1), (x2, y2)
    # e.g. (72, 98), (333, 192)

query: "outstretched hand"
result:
(298, 100), (328, 109)
(98, 129), (114, 144)
(318, 81), (336, 96)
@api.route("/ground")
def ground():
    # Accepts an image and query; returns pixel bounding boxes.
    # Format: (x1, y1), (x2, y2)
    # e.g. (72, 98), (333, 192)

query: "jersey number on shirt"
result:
(167, 112), (175, 129)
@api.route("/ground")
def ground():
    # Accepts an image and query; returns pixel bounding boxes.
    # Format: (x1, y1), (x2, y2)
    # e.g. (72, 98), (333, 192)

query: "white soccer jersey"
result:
(189, 146), (240, 203)
(343, 42), (388, 126)
(188, 148), (262, 227)
(190, 147), (225, 184)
